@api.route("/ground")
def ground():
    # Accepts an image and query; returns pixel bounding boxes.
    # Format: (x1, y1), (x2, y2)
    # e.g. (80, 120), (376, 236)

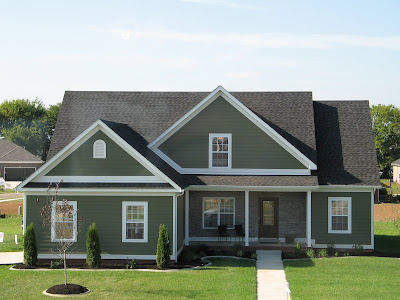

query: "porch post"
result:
(185, 190), (189, 246)
(245, 190), (249, 247)
(306, 191), (312, 247)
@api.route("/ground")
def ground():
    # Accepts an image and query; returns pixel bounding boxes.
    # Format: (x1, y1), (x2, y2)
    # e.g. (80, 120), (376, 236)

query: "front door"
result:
(258, 197), (279, 238)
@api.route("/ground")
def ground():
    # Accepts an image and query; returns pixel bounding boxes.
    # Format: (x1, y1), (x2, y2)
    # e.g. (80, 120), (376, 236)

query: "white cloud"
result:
(180, 0), (263, 10)
(116, 30), (400, 50)
(105, 29), (133, 40)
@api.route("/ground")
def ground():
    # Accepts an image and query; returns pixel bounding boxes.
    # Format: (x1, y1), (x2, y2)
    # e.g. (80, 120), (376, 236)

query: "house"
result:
(0, 139), (43, 189)
(391, 158), (400, 183)
(17, 86), (380, 261)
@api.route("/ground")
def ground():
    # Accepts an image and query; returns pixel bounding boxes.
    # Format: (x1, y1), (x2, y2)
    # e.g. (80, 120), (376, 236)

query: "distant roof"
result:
(0, 139), (42, 162)
(45, 90), (380, 188)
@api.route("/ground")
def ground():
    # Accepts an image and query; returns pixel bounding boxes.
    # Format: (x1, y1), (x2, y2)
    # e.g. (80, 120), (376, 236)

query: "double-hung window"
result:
(209, 134), (232, 168)
(203, 197), (235, 229)
(328, 197), (352, 234)
(122, 201), (148, 243)
(51, 201), (77, 242)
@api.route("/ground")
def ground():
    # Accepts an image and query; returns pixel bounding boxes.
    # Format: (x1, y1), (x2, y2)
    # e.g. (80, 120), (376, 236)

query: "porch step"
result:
(258, 238), (279, 244)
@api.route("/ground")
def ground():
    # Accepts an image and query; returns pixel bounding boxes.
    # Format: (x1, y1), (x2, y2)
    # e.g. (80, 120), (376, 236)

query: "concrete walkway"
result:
(0, 252), (23, 265)
(256, 250), (289, 300)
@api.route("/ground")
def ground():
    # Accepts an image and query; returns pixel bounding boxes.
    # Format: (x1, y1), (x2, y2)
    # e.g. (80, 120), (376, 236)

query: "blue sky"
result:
(0, 0), (399, 106)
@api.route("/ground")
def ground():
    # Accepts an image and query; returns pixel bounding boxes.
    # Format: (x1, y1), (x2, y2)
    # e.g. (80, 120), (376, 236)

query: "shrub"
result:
(250, 252), (257, 259)
(50, 260), (63, 269)
(318, 249), (328, 258)
(125, 259), (136, 269)
(236, 249), (243, 257)
(353, 244), (364, 256)
(86, 222), (101, 267)
(156, 224), (170, 269)
(327, 243), (336, 256)
(335, 252), (339, 257)
(306, 249), (315, 258)
(23, 222), (38, 266)
(180, 248), (199, 262)
(294, 242), (303, 256)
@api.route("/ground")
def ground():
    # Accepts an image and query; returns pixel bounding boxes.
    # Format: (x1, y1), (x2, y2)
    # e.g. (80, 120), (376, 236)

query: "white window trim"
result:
(209, 133), (232, 169)
(93, 139), (106, 159)
(51, 201), (77, 242)
(122, 201), (148, 243)
(202, 197), (235, 229)
(328, 197), (352, 234)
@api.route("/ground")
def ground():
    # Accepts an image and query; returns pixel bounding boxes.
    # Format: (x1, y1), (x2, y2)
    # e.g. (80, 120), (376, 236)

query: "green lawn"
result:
(0, 189), (18, 194)
(0, 215), (23, 252)
(1, 258), (256, 299)
(375, 221), (400, 254)
(284, 257), (400, 300)
(381, 179), (400, 194)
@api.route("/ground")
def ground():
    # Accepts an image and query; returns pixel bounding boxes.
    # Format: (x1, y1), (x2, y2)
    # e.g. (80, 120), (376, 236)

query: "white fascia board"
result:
(317, 185), (380, 192)
(17, 119), (181, 191)
(0, 161), (43, 163)
(23, 190), (179, 196)
(148, 85), (317, 170)
(187, 185), (319, 192)
(152, 146), (311, 176)
(37, 176), (165, 183)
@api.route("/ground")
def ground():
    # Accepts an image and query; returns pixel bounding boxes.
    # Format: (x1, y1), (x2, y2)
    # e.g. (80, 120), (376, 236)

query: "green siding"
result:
(159, 96), (306, 169)
(177, 194), (185, 250)
(46, 131), (153, 176)
(26, 195), (173, 255)
(312, 192), (372, 245)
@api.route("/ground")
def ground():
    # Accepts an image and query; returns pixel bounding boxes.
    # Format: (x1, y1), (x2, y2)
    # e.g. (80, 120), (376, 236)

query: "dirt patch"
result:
(46, 284), (89, 295)
(374, 203), (400, 221)
(0, 200), (23, 215)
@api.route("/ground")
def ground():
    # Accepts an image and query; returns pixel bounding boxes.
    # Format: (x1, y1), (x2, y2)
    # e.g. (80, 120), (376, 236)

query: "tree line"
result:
(0, 99), (61, 161)
(0, 98), (398, 178)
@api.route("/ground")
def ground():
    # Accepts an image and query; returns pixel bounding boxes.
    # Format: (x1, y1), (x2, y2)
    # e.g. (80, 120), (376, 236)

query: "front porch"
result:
(184, 189), (313, 248)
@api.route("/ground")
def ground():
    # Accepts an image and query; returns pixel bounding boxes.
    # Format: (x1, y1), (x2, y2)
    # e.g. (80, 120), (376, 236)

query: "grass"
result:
(284, 257), (400, 300)
(1, 257), (256, 299)
(374, 221), (400, 254)
(0, 189), (18, 194)
(381, 179), (400, 194)
(0, 215), (23, 252)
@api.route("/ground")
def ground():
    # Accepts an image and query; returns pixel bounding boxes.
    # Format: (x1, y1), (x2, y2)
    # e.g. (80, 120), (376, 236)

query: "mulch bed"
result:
(374, 203), (400, 221)
(46, 284), (89, 295)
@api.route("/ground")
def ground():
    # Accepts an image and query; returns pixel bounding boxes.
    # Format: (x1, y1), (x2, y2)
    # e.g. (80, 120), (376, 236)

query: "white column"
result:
(173, 194), (177, 262)
(245, 190), (249, 247)
(185, 190), (189, 246)
(371, 189), (375, 249)
(306, 191), (312, 247)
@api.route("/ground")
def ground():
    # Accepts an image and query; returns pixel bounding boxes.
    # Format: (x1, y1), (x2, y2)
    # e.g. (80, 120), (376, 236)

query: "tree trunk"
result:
(63, 251), (67, 285)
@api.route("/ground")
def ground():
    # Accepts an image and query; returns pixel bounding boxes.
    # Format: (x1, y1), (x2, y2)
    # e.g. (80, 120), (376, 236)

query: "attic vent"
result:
(93, 140), (106, 159)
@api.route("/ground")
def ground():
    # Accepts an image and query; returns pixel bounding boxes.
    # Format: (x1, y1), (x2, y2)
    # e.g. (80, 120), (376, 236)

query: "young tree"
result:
(38, 181), (83, 285)
(156, 224), (170, 269)
(86, 222), (101, 267)
(23, 222), (38, 266)
(371, 104), (400, 177)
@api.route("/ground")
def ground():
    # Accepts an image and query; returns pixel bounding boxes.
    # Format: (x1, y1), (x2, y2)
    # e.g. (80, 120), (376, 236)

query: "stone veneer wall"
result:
(188, 191), (306, 239)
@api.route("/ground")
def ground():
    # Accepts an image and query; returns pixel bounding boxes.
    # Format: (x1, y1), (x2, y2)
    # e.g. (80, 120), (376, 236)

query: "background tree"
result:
(370, 104), (400, 178)
(0, 99), (61, 161)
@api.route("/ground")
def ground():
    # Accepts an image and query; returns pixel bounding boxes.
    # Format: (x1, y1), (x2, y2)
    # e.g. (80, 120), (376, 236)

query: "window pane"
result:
(55, 222), (73, 239)
(204, 214), (218, 228)
(220, 199), (234, 213)
(263, 201), (274, 225)
(223, 137), (228, 144)
(204, 199), (218, 213)
(126, 205), (145, 222)
(332, 216), (348, 231)
(126, 223), (144, 239)
(220, 214), (233, 228)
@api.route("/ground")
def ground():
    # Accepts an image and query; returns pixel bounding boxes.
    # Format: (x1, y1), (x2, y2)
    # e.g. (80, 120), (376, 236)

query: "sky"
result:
(0, 0), (399, 107)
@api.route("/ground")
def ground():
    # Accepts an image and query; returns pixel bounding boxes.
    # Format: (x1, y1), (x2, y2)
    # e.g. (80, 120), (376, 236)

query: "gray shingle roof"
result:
(0, 139), (42, 162)
(313, 101), (380, 186)
(44, 90), (379, 188)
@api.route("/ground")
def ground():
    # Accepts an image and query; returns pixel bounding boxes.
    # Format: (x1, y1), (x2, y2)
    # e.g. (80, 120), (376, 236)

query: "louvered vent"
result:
(93, 140), (106, 158)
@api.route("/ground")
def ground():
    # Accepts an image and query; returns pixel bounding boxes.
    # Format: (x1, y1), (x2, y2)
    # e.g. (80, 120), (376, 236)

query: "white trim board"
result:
(148, 86), (317, 173)
(16, 120), (181, 192)
(187, 185), (319, 192)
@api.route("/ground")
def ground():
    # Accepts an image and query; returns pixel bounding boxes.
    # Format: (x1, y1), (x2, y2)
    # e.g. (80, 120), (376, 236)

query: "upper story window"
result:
(209, 133), (232, 168)
(93, 140), (106, 158)
(328, 197), (352, 234)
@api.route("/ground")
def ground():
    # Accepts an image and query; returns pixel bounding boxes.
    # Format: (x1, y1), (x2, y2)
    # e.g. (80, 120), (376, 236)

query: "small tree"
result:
(86, 222), (101, 267)
(23, 222), (38, 266)
(156, 224), (170, 269)
(38, 181), (83, 285)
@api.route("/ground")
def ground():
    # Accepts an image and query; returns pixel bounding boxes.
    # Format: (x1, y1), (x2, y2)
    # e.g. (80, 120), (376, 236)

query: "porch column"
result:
(306, 191), (312, 247)
(185, 190), (189, 246)
(245, 190), (249, 246)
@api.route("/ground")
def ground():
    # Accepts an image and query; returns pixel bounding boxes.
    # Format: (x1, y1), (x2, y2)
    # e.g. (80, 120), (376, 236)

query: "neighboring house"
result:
(391, 158), (400, 183)
(0, 139), (43, 188)
(17, 86), (380, 261)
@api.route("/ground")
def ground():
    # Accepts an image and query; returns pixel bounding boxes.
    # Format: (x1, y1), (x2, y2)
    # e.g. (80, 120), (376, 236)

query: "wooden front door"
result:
(258, 197), (279, 238)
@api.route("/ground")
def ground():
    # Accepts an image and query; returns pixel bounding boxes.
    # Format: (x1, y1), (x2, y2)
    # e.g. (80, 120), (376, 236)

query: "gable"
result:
(158, 95), (308, 171)
(46, 131), (153, 177)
